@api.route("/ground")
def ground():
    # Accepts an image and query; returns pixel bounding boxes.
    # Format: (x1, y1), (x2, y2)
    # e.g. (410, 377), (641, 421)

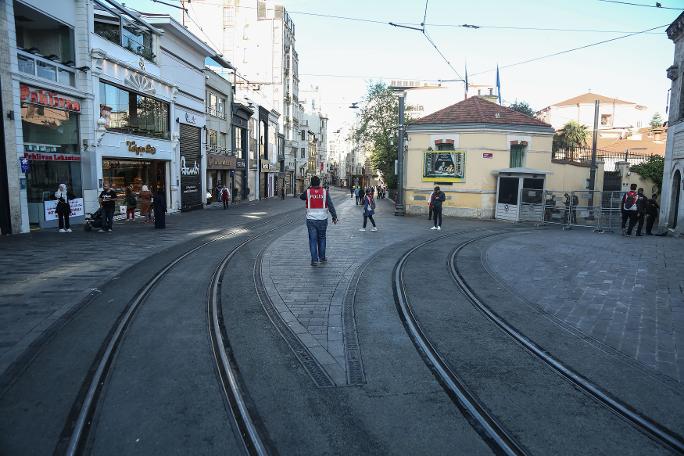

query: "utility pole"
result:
(394, 92), (406, 216)
(588, 99), (600, 216)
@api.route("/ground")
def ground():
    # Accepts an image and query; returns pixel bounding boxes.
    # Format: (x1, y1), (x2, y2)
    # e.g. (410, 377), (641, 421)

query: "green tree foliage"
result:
(351, 82), (400, 188)
(649, 112), (664, 129)
(553, 121), (589, 152)
(630, 155), (664, 191)
(509, 101), (536, 117)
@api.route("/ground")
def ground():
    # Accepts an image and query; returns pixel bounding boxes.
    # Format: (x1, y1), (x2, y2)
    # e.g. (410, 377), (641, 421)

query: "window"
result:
(94, 1), (154, 61)
(600, 114), (613, 127)
(99, 81), (170, 139)
(219, 132), (227, 153)
(22, 104), (80, 155)
(301, 130), (305, 140)
(234, 128), (243, 156)
(301, 148), (305, 158)
(498, 177), (519, 205)
(510, 145), (525, 168)
(206, 91), (226, 119)
(207, 129), (218, 151)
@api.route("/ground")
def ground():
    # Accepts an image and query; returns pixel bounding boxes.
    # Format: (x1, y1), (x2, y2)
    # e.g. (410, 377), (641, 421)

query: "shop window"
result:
(102, 159), (166, 207)
(26, 161), (82, 203)
(22, 104), (80, 155)
(510, 144), (525, 168)
(94, 1), (154, 61)
(99, 81), (170, 139)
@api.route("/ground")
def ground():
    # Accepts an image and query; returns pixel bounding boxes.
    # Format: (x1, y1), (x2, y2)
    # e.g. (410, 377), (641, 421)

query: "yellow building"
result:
(406, 96), (557, 219)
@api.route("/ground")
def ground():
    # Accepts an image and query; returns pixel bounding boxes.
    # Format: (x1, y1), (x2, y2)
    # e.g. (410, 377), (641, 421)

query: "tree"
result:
(351, 82), (401, 188)
(630, 155), (664, 191)
(553, 120), (589, 152)
(509, 100), (536, 118)
(649, 112), (664, 129)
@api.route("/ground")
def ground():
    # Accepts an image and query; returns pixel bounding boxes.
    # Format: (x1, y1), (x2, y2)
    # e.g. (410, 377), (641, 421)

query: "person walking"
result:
(350, 185), (355, 199)
(430, 186), (446, 230)
(139, 184), (152, 223)
(631, 187), (648, 236)
(428, 188), (436, 220)
(280, 183), (285, 200)
(221, 186), (230, 209)
(622, 184), (638, 236)
(98, 183), (117, 232)
(645, 194), (659, 235)
(54, 183), (72, 232)
(125, 186), (137, 221)
(354, 185), (361, 205)
(359, 188), (377, 232)
(300, 176), (338, 266)
(153, 186), (166, 229)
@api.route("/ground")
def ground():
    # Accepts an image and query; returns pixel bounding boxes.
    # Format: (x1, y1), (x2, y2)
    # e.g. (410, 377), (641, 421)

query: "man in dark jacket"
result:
(627, 187), (648, 236)
(430, 186), (446, 231)
(645, 193), (660, 235)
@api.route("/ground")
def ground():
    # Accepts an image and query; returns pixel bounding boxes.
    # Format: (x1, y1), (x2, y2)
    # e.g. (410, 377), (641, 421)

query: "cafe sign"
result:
(126, 141), (157, 156)
(20, 84), (81, 112)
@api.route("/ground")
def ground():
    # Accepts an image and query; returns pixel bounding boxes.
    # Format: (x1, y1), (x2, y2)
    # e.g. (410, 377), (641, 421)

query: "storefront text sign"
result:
(180, 155), (200, 176)
(184, 113), (197, 125)
(20, 84), (81, 112)
(24, 152), (81, 161)
(19, 157), (29, 173)
(236, 158), (246, 169)
(44, 198), (84, 221)
(482, 153), (493, 159)
(126, 141), (157, 156)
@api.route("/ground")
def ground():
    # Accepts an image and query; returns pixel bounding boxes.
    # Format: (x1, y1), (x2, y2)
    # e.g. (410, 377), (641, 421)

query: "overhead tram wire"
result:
(470, 23), (669, 76)
(598, 0), (684, 10)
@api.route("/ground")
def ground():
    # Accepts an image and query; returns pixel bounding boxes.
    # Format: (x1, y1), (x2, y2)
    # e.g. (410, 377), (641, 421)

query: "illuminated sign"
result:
(126, 141), (157, 155)
(20, 84), (81, 112)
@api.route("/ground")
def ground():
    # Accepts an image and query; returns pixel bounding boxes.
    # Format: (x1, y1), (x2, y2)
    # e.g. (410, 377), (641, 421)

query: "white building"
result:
(537, 92), (649, 138)
(185, 0), (300, 194)
(660, 12), (684, 232)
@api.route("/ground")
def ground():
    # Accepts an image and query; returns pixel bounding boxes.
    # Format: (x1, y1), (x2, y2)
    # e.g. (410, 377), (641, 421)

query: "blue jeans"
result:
(306, 219), (328, 262)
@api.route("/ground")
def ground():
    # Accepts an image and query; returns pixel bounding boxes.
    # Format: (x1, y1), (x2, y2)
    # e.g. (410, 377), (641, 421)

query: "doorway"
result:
(670, 170), (681, 229)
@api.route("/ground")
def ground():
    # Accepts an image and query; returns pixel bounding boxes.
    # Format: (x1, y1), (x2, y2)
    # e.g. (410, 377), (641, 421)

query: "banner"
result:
(423, 150), (466, 182)
(44, 198), (84, 221)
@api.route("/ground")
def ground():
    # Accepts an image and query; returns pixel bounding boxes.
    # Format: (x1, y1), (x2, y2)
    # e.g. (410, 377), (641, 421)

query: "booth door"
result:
(496, 177), (519, 221)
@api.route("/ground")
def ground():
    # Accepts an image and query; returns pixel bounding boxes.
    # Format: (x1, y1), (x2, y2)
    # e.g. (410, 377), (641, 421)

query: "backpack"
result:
(624, 191), (637, 211)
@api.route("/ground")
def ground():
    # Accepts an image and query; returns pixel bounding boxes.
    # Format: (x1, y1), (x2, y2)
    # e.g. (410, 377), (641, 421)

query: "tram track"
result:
(393, 228), (684, 455)
(58, 213), (298, 456)
(448, 232), (684, 455)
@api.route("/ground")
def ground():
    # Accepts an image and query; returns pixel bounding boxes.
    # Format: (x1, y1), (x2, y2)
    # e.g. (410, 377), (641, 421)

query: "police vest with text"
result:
(306, 187), (329, 220)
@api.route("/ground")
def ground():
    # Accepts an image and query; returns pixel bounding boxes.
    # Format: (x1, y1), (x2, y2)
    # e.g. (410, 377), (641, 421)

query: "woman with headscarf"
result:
(54, 184), (72, 232)
(153, 186), (166, 229)
(139, 184), (152, 223)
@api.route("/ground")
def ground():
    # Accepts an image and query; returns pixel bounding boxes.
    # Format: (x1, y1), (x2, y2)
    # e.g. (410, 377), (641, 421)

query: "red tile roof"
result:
(551, 92), (635, 107)
(413, 96), (552, 128)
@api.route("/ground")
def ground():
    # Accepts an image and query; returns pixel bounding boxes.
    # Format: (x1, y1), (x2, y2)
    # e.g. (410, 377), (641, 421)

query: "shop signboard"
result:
(423, 150), (466, 183)
(236, 158), (246, 169)
(44, 198), (84, 221)
(179, 124), (202, 210)
(19, 157), (29, 173)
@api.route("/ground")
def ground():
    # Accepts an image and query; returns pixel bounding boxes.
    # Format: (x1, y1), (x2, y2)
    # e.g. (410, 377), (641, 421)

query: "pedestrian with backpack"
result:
(622, 184), (638, 235)
(430, 186), (446, 230)
(359, 188), (377, 232)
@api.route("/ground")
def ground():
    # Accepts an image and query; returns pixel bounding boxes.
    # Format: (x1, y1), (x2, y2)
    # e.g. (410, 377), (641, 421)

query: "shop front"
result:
(179, 123), (202, 211)
(20, 84), (85, 228)
(261, 161), (276, 198)
(206, 154), (235, 202)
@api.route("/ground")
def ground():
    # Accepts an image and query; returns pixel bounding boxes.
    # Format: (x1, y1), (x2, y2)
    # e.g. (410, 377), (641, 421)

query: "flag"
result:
(464, 62), (469, 98)
(496, 64), (502, 105)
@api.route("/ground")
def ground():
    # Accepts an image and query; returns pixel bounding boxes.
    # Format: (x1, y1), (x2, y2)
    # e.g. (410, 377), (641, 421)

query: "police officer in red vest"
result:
(300, 176), (338, 266)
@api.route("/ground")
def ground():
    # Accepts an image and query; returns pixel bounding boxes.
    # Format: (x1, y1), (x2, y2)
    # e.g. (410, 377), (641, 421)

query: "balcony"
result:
(17, 50), (76, 87)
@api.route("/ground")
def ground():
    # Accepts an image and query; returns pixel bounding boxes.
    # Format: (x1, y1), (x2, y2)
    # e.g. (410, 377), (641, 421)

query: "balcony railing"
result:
(206, 106), (226, 120)
(17, 49), (76, 87)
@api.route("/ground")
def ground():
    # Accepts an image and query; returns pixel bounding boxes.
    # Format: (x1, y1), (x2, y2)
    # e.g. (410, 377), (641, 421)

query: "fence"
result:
(552, 147), (653, 171)
(520, 188), (628, 231)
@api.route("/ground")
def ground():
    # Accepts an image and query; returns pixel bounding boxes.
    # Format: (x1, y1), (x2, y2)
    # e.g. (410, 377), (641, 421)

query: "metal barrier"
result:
(598, 191), (624, 233)
(519, 188), (544, 223)
(568, 191), (602, 230)
(542, 190), (569, 227)
(538, 190), (628, 232)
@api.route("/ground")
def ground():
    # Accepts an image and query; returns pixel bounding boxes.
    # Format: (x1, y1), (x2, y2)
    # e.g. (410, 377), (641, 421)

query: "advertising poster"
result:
(423, 150), (466, 182)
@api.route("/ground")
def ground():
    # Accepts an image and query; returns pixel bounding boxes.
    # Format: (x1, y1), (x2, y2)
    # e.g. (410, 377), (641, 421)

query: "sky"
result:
(126, 0), (682, 133)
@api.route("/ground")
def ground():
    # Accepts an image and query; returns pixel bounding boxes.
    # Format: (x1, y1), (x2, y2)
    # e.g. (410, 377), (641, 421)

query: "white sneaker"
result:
(107, 229), (112, 232)
(437, 226), (441, 230)
(430, 226), (437, 230)
(371, 227), (378, 232)
(98, 229), (104, 232)
(58, 229), (65, 233)
(359, 228), (366, 232)
(66, 228), (72, 232)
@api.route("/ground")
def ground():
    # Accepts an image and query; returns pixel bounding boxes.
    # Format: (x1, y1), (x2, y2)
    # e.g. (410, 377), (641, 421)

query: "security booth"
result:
(494, 167), (550, 222)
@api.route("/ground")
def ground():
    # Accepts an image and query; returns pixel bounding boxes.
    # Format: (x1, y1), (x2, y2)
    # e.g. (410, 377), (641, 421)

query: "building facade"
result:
(204, 68), (234, 202)
(660, 12), (684, 232)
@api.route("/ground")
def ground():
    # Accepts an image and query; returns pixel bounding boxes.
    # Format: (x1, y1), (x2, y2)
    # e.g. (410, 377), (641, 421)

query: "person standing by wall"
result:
(359, 188), (377, 232)
(632, 187), (648, 236)
(430, 186), (446, 231)
(646, 194), (660, 235)
(153, 186), (166, 229)
(98, 184), (117, 232)
(54, 184), (71, 233)
(300, 176), (338, 266)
